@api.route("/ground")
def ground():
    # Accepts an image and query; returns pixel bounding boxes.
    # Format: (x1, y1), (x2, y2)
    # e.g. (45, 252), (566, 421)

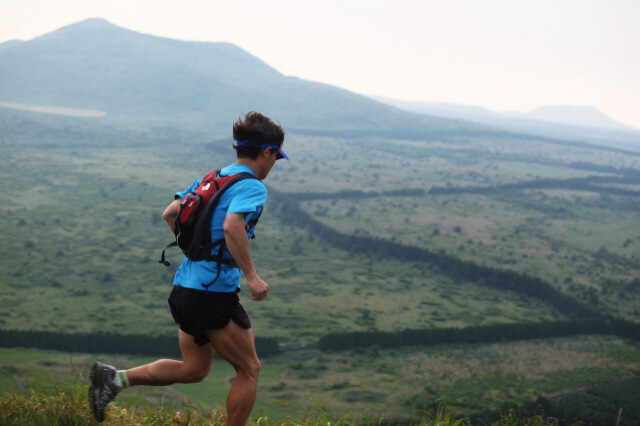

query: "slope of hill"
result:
(0, 39), (23, 53)
(1, 107), (639, 420)
(0, 18), (484, 135)
(0, 19), (279, 115)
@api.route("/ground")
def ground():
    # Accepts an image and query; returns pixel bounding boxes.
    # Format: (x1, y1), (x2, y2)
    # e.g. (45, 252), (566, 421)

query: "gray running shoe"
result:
(89, 362), (121, 422)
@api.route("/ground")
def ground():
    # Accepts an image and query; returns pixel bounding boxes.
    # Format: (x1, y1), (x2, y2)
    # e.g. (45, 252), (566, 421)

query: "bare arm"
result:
(162, 199), (181, 232)
(223, 212), (268, 301)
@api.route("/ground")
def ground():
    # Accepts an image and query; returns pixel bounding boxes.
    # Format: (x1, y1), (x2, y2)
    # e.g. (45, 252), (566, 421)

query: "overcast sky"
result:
(1, 0), (639, 129)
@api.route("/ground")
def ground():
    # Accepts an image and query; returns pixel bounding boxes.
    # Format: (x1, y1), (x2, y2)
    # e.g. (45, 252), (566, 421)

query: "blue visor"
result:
(236, 140), (289, 160)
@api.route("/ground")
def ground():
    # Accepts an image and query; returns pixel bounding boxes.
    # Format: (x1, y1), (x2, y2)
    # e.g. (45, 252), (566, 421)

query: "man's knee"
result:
(251, 358), (261, 378)
(238, 357), (261, 382)
(183, 364), (210, 383)
(184, 370), (208, 383)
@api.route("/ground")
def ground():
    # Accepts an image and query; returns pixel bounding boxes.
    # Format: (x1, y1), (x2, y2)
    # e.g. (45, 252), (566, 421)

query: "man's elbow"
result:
(162, 200), (180, 223)
(223, 214), (245, 236)
(162, 209), (173, 223)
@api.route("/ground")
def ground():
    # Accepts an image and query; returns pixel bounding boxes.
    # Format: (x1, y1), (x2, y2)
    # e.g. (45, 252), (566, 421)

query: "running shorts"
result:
(168, 285), (251, 346)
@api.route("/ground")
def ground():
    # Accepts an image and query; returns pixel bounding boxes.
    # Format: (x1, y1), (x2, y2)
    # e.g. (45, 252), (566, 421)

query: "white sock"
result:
(113, 370), (129, 389)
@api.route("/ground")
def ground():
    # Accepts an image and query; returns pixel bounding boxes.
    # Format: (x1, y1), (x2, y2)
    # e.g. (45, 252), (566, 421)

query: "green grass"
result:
(0, 163), (562, 339)
(3, 339), (635, 424)
(299, 188), (639, 321)
(6, 331), (639, 422)
(0, 384), (564, 425)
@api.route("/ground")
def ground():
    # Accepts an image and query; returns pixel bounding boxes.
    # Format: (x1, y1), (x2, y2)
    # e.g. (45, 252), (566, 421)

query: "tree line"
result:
(286, 188), (425, 201)
(3, 318), (638, 359)
(568, 161), (640, 178)
(268, 189), (598, 319)
(428, 175), (640, 197)
(317, 318), (640, 352)
(0, 329), (280, 358)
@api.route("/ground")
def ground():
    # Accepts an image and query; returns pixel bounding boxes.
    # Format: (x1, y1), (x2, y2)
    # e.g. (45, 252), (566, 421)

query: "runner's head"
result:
(233, 111), (287, 160)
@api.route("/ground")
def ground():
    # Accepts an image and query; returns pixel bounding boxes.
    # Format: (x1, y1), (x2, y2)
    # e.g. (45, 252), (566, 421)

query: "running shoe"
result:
(89, 362), (121, 422)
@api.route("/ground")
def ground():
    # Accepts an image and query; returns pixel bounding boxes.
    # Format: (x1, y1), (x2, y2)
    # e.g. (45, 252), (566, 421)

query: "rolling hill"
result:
(0, 18), (483, 135)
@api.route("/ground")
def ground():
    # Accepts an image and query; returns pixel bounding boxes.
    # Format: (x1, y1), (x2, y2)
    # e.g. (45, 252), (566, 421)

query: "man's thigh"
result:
(205, 321), (259, 369)
(179, 330), (215, 368)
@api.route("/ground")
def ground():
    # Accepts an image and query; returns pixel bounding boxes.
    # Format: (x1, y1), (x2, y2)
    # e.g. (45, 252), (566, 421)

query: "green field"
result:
(1, 108), (639, 423)
(2, 334), (640, 423)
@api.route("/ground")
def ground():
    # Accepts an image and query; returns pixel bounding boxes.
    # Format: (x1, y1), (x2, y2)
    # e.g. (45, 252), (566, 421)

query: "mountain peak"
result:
(0, 19), (479, 134)
(65, 17), (113, 28)
(36, 17), (135, 42)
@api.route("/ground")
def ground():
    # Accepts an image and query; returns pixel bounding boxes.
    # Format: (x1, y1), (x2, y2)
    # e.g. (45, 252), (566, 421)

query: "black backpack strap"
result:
(245, 208), (262, 239)
(159, 172), (261, 279)
(201, 238), (240, 289)
(159, 241), (177, 266)
(188, 172), (259, 260)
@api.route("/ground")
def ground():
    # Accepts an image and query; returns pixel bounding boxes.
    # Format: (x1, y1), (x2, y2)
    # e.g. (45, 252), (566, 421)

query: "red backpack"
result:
(159, 170), (260, 281)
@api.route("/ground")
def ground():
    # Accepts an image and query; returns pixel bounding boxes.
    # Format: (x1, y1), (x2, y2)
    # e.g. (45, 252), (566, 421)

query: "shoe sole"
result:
(90, 362), (98, 385)
(89, 362), (104, 422)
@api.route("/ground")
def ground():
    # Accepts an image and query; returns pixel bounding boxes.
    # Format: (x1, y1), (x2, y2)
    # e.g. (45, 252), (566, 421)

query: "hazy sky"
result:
(1, 0), (639, 129)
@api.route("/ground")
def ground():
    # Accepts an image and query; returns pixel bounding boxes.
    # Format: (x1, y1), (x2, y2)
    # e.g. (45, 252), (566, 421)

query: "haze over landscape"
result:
(1, 0), (639, 130)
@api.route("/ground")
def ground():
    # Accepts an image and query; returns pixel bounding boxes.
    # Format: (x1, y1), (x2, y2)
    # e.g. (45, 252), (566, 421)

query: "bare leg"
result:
(206, 321), (261, 426)
(126, 330), (214, 386)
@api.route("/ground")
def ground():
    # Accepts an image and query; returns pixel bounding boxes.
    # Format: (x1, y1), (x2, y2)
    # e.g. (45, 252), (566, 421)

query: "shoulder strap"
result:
(185, 172), (258, 260)
(158, 171), (260, 274)
(193, 172), (259, 289)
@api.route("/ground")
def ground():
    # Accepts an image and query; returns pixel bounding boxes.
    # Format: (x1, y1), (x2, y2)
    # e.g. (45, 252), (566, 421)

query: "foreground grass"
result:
(3, 339), (638, 422)
(0, 386), (561, 426)
(1, 384), (216, 425)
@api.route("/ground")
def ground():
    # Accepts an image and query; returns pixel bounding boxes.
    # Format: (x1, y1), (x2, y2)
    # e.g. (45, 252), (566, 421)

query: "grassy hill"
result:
(0, 18), (485, 136)
(1, 378), (567, 426)
(1, 107), (639, 423)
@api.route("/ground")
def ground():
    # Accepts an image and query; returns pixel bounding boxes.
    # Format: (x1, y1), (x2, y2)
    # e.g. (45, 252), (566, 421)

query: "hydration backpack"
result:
(159, 170), (260, 286)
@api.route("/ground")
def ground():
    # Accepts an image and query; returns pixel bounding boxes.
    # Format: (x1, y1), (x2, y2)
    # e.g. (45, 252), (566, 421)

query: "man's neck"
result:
(236, 158), (261, 178)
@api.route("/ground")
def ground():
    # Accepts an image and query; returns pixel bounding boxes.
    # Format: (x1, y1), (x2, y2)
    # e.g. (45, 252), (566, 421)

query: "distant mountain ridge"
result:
(370, 96), (640, 151)
(370, 96), (635, 132)
(0, 18), (483, 136)
(512, 105), (634, 131)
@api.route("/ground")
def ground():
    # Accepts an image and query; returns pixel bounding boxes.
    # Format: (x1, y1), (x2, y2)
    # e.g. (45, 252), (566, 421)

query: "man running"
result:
(89, 111), (287, 425)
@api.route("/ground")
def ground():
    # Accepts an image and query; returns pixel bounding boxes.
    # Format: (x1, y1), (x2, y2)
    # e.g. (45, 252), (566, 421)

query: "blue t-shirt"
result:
(173, 164), (267, 292)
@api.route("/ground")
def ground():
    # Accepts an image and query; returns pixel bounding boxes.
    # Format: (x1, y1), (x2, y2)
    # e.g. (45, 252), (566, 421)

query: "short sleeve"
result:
(175, 178), (202, 200)
(227, 179), (267, 215)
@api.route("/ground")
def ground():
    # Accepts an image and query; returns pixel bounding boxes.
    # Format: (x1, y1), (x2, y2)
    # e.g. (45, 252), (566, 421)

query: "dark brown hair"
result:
(233, 111), (285, 159)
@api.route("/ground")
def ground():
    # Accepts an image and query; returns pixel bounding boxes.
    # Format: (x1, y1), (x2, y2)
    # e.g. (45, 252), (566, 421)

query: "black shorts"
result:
(168, 285), (251, 346)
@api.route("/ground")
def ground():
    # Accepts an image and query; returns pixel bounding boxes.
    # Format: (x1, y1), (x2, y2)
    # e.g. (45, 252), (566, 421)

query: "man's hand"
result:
(246, 274), (269, 301)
